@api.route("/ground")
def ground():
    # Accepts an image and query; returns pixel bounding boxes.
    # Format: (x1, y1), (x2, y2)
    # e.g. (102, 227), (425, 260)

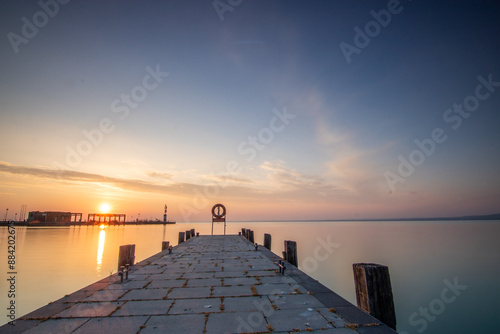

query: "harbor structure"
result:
(87, 213), (127, 224)
(27, 211), (82, 224)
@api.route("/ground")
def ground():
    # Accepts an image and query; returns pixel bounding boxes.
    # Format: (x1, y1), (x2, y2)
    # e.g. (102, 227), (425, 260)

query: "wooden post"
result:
(284, 240), (298, 267)
(248, 230), (254, 243)
(162, 241), (170, 251)
(353, 263), (396, 330)
(118, 244), (135, 271)
(264, 233), (271, 250)
(185, 230), (191, 240)
(241, 228), (245, 236)
(191, 228), (195, 237)
(196, 232), (199, 236)
(178, 231), (185, 244)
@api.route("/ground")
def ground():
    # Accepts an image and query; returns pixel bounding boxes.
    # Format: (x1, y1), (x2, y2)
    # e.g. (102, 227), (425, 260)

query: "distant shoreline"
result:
(0, 221), (176, 227)
(1, 213), (498, 227)
(231, 213), (500, 223)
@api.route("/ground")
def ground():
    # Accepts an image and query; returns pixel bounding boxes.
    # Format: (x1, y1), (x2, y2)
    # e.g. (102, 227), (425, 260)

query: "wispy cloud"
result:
(146, 171), (173, 180)
(0, 161), (206, 198)
(0, 161), (264, 200)
(260, 160), (338, 196)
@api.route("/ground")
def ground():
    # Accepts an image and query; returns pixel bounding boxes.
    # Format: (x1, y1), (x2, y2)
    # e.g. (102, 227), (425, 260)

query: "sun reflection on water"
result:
(96, 229), (106, 272)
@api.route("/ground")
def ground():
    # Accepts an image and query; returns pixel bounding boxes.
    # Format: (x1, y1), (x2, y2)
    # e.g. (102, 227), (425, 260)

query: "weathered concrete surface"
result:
(2, 235), (398, 333)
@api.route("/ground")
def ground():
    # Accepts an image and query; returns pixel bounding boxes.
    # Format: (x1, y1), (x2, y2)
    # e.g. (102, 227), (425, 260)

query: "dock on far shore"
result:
(2, 235), (397, 334)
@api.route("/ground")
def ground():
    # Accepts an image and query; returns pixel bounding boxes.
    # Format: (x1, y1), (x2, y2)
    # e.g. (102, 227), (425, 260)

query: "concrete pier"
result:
(3, 235), (397, 333)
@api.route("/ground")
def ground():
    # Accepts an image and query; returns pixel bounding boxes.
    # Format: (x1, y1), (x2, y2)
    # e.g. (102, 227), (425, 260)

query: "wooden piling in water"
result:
(248, 230), (254, 243)
(186, 230), (191, 240)
(118, 244), (135, 271)
(191, 228), (195, 236)
(162, 241), (170, 251)
(178, 231), (185, 244)
(353, 263), (396, 330)
(241, 228), (245, 237)
(264, 233), (271, 250)
(284, 240), (298, 267)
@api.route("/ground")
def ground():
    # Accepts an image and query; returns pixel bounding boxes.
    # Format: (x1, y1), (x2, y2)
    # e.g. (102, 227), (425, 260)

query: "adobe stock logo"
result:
(212, 0), (243, 22)
(7, 0), (71, 54)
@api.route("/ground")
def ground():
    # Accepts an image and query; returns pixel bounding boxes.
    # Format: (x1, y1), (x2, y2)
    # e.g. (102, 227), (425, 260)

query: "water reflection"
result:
(96, 228), (106, 272)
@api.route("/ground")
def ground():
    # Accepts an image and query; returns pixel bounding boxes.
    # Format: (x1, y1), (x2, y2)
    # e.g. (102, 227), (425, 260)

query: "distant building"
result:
(28, 211), (82, 224)
(87, 213), (126, 224)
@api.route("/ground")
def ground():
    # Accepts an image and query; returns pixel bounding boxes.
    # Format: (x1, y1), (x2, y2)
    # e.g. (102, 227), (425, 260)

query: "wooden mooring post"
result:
(264, 233), (271, 250)
(248, 230), (254, 243)
(118, 244), (135, 271)
(284, 240), (298, 267)
(178, 231), (185, 244)
(162, 241), (170, 251)
(353, 263), (396, 330)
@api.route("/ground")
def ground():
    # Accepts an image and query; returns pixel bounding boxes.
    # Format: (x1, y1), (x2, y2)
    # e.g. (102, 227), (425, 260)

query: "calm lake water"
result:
(1, 220), (499, 333)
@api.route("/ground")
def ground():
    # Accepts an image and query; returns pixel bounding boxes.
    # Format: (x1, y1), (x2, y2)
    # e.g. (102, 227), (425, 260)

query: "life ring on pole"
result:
(212, 204), (226, 219)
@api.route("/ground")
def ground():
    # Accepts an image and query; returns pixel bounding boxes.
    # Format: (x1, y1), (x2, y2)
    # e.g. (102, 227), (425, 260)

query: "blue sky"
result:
(0, 0), (499, 221)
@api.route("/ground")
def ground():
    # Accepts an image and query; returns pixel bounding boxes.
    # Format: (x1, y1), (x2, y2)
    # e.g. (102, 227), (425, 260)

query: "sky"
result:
(0, 0), (499, 222)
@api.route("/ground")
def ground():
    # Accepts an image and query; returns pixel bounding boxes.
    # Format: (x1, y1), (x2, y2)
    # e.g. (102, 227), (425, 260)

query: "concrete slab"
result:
(84, 289), (126, 302)
(148, 279), (186, 288)
(223, 296), (273, 314)
(23, 318), (89, 333)
(21, 301), (73, 319)
(182, 272), (214, 279)
(168, 297), (221, 314)
(141, 314), (206, 333)
(56, 302), (123, 318)
(125, 274), (151, 281)
(214, 271), (248, 278)
(269, 293), (326, 309)
(205, 311), (268, 334)
(147, 272), (183, 280)
(186, 278), (222, 287)
(0, 320), (41, 334)
(223, 277), (259, 286)
(246, 270), (277, 277)
(119, 288), (170, 301)
(266, 308), (331, 332)
(167, 286), (212, 299)
(317, 307), (349, 328)
(111, 300), (172, 316)
(258, 275), (298, 284)
(254, 283), (299, 295)
(73, 316), (149, 334)
(106, 280), (150, 290)
(212, 285), (254, 297)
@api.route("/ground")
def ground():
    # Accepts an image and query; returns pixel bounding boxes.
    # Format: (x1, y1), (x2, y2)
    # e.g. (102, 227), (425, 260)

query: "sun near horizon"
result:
(99, 203), (111, 214)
